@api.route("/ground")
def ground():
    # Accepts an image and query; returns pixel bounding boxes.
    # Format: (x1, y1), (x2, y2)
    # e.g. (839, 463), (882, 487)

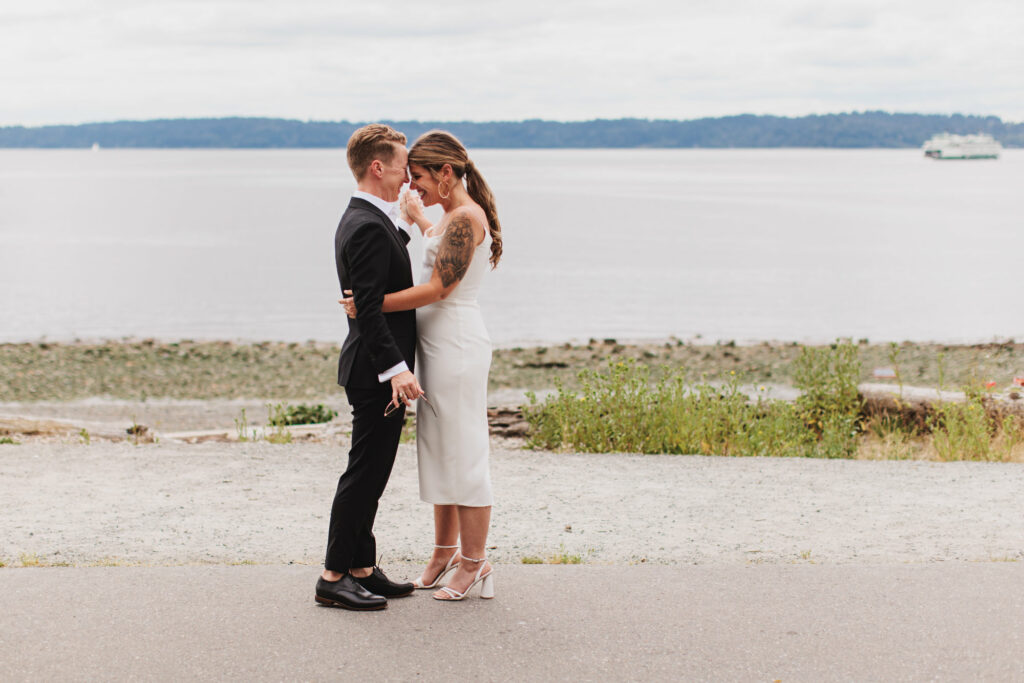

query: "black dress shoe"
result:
(355, 567), (415, 598)
(315, 575), (387, 611)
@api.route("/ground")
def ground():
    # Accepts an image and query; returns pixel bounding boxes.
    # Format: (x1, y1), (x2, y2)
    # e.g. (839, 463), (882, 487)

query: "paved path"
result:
(2, 563), (1023, 681)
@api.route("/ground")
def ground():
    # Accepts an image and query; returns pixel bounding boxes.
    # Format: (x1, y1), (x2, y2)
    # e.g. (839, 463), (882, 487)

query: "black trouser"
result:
(324, 384), (406, 572)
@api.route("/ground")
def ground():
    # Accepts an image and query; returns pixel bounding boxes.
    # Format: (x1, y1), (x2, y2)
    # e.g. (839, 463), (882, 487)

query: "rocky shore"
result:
(3, 338), (1023, 403)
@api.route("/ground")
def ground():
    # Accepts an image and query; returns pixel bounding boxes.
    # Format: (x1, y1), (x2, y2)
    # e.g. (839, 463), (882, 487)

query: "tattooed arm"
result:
(340, 211), (482, 315)
(433, 213), (475, 288)
(387, 212), (478, 310)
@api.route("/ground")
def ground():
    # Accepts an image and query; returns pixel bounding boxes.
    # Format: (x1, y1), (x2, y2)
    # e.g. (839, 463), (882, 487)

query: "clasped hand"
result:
(338, 289), (357, 318)
(390, 370), (423, 410)
(336, 290), (420, 409)
(400, 189), (425, 225)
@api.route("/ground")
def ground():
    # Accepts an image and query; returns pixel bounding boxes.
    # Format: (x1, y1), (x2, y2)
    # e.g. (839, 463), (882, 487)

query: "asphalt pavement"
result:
(2, 563), (1022, 681)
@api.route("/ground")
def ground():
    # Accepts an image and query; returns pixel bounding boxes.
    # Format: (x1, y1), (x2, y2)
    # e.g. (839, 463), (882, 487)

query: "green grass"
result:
(234, 408), (254, 441)
(232, 406), (297, 444)
(520, 547), (583, 564)
(0, 436), (19, 445)
(265, 427), (293, 445)
(524, 341), (1024, 462)
(929, 401), (1023, 462)
(524, 342), (862, 458)
(266, 402), (337, 426)
(400, 417), (416, 444)
(19, 553), (41, 567)
(548, 551), (583, 565)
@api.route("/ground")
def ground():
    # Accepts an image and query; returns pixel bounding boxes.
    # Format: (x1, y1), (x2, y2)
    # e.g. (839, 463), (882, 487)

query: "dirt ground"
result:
(3, 439), (1022, 568)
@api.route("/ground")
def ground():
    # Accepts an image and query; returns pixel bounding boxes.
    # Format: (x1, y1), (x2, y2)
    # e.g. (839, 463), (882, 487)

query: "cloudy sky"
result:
(2, 0), (1022, 126)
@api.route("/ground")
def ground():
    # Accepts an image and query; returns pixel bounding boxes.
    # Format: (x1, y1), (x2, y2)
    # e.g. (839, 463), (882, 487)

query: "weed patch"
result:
(793, 341), (862, 458)
(267, 403), (337, 426)
(524, 340), (1023, 461)
(266, 427), (293, 445)
(519, 548), (583, 564)
(234, 408), (256, 442)
(548, 549), (583, 564)
(400, 416), (416, 444)
(523, 346), (861, 458)
(929, 400), (1024, 462)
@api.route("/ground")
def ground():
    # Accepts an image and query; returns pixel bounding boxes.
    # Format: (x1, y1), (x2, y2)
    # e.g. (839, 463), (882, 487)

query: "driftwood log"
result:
(0, 415), (153, 442)
(860, 383), (1024, 432)
(487, 407), (530, 438)
(0, 416), (80, 438)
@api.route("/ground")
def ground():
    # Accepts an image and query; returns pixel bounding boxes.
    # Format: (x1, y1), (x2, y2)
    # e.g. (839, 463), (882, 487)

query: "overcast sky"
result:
(2, 0), (1022, 126)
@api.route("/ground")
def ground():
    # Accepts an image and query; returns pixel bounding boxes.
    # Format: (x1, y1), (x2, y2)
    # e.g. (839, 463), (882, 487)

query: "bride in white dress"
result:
(342, 131), (503, 601)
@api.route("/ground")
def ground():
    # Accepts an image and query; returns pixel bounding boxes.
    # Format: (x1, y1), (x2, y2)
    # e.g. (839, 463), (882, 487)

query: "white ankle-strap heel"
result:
(434, 556), (494, 601)
(412, 544), (461, 590)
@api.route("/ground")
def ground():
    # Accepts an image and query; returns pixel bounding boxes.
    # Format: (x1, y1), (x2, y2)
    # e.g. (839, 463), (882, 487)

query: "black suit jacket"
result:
(335, 197), (417, 388)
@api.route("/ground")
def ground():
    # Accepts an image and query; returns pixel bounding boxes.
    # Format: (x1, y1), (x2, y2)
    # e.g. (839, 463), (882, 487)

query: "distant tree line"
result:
(1, 112), (1021, 148)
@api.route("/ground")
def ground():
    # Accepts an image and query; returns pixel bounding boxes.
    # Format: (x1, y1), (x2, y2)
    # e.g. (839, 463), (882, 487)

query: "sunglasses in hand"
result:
(384, 392), (438, 418)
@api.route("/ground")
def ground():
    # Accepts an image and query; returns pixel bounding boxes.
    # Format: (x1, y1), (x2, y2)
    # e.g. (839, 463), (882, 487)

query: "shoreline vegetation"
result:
(524, 342), (1023, 462)
(2, 338), (1023, 462)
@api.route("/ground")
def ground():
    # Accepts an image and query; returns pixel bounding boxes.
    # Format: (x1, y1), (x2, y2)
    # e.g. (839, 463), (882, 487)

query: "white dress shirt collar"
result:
(352, 190), (399, 227)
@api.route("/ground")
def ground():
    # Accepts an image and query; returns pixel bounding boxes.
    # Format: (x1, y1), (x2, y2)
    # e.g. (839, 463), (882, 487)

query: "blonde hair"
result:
(409, 130), (503, 268)
(346, 124), (407, 181)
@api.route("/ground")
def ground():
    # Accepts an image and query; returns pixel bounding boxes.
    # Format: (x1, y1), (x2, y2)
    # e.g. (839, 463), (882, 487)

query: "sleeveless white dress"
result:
(415, 227), (493, 507)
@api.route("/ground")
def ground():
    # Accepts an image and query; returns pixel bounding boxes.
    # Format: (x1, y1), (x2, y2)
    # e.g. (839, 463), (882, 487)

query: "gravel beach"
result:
(3, 437), (1022, 568)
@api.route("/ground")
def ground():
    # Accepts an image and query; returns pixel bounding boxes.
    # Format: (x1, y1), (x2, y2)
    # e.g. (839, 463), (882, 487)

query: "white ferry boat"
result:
(922, 133), (1001, 159)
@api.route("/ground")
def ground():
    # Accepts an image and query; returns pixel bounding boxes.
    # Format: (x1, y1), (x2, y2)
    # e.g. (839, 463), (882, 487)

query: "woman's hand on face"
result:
(399, 190), (411, 224)
(338, 289), (357, 319)
(403, 189), (426, 223)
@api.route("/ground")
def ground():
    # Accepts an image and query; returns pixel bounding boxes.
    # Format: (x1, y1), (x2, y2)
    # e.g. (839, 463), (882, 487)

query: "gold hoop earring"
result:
(438, 181), (450, 200)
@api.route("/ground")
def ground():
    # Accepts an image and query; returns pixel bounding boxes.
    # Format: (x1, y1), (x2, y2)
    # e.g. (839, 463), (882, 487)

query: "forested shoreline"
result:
(2, 112), (1022, 149)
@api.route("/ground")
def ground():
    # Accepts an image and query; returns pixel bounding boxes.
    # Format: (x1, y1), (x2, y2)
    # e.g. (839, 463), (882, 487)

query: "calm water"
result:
(0, 148), (1021, 346)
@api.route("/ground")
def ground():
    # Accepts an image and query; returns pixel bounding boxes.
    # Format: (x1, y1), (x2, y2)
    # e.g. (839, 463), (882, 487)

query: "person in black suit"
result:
(315, 124), (425, 611)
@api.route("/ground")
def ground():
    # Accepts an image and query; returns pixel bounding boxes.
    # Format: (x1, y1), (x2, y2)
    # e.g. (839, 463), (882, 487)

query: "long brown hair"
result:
(408, 130), (503, 268)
